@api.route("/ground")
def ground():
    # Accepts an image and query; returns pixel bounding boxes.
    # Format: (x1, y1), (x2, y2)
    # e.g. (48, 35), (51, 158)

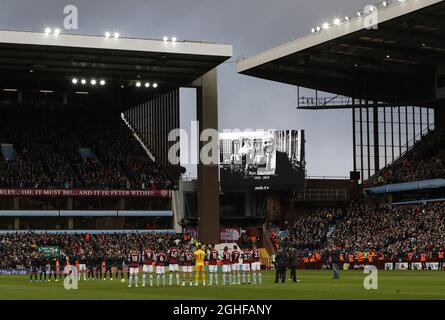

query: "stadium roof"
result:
(237, 0), (445, 106)
(0, 29), (232, 90)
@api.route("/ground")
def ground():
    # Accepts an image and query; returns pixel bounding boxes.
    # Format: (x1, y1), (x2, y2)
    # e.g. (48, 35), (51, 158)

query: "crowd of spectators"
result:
(0, 103), (176, 190)
(276, 201), (445, 258)
(73, 111), (174, 190)
(330, 201), (445, 256)
(1, 201), (444, 268)
(368, 126), (445, 186)
(278, 208), (342, 251)
(0, 232), (181, 269)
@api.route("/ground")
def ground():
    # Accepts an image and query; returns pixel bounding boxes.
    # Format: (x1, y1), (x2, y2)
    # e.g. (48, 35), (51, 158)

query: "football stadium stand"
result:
(0, 28), (232, 243)
(0, 231), (180, 269)
(1, 1), (445, 273)
(0, 103), (175, 190)
(368, 125), (445, 186)
(272, 200), (445, 269)
(237, 0), (445, 183)
(236, 0), (445, 270)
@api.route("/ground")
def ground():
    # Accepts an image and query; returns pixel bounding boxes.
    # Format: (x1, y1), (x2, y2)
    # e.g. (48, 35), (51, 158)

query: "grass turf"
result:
(0, 270), (444, 300)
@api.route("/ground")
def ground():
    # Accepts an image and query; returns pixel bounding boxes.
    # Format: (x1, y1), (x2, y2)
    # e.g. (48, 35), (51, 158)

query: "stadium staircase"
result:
(367, 125), (434, 183)
(78, 147), (98, 161)
(262, 224), (276, 257)
(326, 224), (336, 239)
(0, 143), (16, 161)
(120, 112), (156, 162)
(65, 128), (97, 162)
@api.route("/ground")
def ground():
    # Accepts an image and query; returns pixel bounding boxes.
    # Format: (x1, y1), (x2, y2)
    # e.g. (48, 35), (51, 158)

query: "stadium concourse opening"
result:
(0, 29), (232, 243)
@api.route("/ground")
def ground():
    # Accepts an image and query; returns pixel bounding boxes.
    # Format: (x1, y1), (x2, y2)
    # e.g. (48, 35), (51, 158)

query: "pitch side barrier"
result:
(391, 198), (445, 206)
(0, 210), (173, 217)
(364, 179), (445, 195)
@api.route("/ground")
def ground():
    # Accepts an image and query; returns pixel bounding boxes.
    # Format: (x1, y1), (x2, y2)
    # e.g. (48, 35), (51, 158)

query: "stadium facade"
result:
(0, 29), (232, 243)
(1, 1), (445, 285)
(237, 0), (445, 183)
(233, 0), (445, 271)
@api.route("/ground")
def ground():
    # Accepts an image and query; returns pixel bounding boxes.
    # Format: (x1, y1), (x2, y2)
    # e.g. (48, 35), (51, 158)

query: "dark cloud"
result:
(0, 0), (373, 176)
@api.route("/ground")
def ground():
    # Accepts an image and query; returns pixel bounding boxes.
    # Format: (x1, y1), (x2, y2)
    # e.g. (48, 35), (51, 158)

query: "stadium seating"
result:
(0, 232), (181, 269)
(368, 126), (445, 186)
(276, 201), (445, 261)
(277, 208), (342, 251)
(0, 103), (175, 190)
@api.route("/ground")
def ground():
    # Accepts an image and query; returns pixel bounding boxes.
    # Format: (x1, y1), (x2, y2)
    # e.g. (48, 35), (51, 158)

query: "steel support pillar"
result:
(195, 69), (220, 244)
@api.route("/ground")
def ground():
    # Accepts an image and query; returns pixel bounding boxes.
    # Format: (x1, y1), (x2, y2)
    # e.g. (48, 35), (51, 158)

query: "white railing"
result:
(120, 112), (156, 162)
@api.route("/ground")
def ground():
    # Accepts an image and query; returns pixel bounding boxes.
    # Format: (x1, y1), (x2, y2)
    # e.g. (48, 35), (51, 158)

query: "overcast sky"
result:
(0, 0), (373, 177)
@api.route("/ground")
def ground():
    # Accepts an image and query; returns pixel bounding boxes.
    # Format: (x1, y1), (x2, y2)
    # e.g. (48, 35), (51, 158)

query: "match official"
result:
(329, 245), (340, 280)
(288, 247), (299, 283)
(274, 247), (288, 283)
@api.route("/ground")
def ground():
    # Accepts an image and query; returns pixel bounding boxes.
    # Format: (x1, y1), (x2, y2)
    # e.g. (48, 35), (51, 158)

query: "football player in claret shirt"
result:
(142, 246), (154, 287)
(194, 245), (206, 286)
(231, 245), (241, 285)
(168, 245), (180, 286)
(221, 246), (232, 285)
(251, 245), (262, 285)
(182, 246), (194, 286)
(242, 248), (252, 284)
(208, 244), (219, 285)
(127, 248), (141, 288)
(155, 249), (167, 286)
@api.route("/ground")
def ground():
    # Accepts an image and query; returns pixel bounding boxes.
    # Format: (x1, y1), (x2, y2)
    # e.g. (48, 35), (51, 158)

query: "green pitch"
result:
(0, 270), (444, 300)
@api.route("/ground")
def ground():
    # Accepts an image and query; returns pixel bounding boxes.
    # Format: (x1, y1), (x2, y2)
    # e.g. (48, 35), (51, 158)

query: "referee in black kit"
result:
(274, 247), (288, 283)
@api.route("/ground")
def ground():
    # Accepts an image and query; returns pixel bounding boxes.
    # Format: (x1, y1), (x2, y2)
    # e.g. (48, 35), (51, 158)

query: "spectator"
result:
(0, 232), (181, 269)
(0, 103), (176, 190)
(369, 126), (445, 186)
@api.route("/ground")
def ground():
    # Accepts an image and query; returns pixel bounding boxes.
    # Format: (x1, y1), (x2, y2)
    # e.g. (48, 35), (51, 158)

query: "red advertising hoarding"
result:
(0, 189), (171, 198)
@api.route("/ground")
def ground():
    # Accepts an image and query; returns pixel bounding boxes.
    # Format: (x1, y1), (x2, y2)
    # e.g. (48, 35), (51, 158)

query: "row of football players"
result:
(126, 244), (262, 287)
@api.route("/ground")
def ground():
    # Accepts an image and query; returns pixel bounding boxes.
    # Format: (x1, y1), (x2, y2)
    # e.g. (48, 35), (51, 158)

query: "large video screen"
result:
(219, 130), (305, 191)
